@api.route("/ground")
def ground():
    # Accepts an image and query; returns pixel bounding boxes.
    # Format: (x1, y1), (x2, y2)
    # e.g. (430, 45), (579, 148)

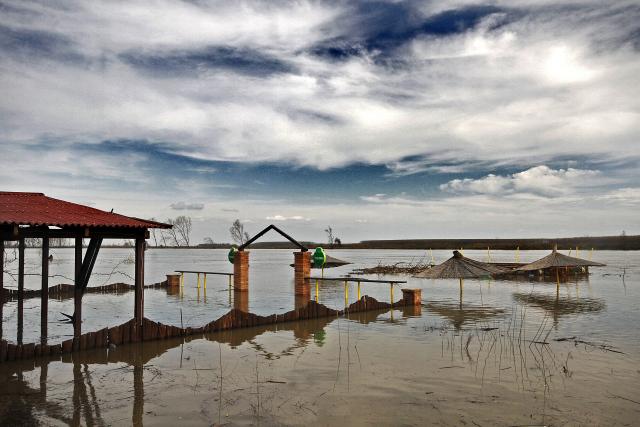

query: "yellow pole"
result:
(180, 272), (184, 287)
(487, 247), (491, 262)
(344, 280), (348, 307)
(568, 247), (572, 256)
(197, 286), (200, 302)
(590, 248), (594, 261)
(315, 279), (319, 302)
(197, 273), (200, 289)
(429, 248), (435, 265)
(576, 246), (580, 258)
(357, 281), (361, 300)
(390, 283), (394, 305)
(203, 273), (207, 290)
(460, 247), (464, 256)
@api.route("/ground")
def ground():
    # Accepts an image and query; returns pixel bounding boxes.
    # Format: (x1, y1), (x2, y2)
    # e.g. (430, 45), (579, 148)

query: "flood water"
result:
(1, 248), (639, 425)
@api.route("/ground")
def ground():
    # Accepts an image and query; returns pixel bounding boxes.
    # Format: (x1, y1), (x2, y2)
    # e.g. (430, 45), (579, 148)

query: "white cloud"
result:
(170, 202), (205, 210)
(266, 215), (311, 221)
(0, 1), (638, 171)
(440, 165), (600, 197)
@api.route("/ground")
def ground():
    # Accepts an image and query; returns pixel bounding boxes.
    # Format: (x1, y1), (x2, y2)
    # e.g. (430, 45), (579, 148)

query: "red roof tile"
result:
(0, 192), (171, 229)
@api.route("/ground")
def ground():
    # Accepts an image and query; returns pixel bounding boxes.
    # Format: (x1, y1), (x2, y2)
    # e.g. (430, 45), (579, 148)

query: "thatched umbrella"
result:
(517, 248), (605, 271)
(516, 248), (605, 289)
(414, 250), (508, 307)
(289, 254), (351, 269)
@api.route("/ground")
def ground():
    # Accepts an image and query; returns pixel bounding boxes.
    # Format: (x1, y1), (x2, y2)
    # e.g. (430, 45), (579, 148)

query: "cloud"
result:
(170, 202), (205, 210)
(440, 165), (600, 197)
(265, 215), (311, 221)
(0, 1), (638, 172)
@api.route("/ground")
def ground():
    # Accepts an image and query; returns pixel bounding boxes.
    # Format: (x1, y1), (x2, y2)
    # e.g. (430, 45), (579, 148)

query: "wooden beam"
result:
(41, 236), (49, 344)
(238, 224), (308, 251)
(78, 238), (103, 292)
(12, 226), (148, 240)
(134, 238), (145, 331)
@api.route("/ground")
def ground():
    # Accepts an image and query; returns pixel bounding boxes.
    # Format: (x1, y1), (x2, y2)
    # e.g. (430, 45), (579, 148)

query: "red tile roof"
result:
(0, 192), (171, 229)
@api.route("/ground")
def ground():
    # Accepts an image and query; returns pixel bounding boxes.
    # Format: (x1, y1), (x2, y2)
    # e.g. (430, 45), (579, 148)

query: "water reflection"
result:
(512, 291), (605, 326)
(0, 302), (419, 425)
(425, 302), (505, 330)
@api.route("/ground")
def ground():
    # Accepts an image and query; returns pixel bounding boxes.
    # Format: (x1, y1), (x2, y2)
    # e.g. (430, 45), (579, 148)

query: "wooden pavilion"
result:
(0, 192), (171, 346)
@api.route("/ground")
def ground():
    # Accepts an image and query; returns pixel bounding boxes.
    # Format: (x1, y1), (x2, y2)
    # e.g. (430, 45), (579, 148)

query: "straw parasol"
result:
(289, 254), (351, 269)
(516, 248), (605, 271)
(415, 250), (508, 307)
(516, 248), (605, 290)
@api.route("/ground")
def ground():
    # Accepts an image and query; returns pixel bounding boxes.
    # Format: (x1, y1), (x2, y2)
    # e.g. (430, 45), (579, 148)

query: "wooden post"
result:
(134, 238), (145, 332)
(0, 239), (3, 342)
(18, 237), (24, 344)
(74, 237), (82, 341)
(18, 238), (25, 297)
(41, 236), (49, 344)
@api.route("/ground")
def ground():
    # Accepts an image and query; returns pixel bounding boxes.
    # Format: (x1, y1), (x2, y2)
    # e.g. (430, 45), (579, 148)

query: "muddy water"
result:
(1, 249), (639, 425)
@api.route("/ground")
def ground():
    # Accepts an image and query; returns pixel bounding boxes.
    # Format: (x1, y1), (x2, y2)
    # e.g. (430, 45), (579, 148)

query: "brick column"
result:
(294, 251), (311, 296)
(401, 288), (421, 306)
(233, 250), (249, 292)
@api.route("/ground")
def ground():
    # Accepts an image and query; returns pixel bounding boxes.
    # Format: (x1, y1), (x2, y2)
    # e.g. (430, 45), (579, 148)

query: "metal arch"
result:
(238, 224), (308, 251)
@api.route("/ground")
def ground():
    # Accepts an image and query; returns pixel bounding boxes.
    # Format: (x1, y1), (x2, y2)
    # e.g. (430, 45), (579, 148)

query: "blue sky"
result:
(0, 0), (639, 243)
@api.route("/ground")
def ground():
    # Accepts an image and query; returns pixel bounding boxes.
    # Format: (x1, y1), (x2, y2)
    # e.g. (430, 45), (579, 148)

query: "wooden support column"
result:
(41, 236), (49, 344)
(134, 237), (145, 332)
(17, 238), (24, 344)
(74, 237), (83, 342)
(0, 239), (3, 341)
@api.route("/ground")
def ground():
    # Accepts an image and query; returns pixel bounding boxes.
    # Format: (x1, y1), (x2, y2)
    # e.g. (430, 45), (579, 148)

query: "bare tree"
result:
(324, 226), (334, 246)
(230, 219), (250, 245)
(149, 217), (160, 247)
(163, 218), (180, 246)
(173, 216), (193, 246)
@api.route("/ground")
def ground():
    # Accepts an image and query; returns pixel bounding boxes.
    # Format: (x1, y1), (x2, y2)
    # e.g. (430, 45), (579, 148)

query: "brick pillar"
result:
(294, 251), (311, 296)
(401, 288), (421, 306)
(233, 250), (249, 292)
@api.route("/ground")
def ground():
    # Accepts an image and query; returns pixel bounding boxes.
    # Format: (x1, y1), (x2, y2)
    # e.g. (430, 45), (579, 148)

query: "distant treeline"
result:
(188, 235), (640, 250)
(342, 235), (640, 250)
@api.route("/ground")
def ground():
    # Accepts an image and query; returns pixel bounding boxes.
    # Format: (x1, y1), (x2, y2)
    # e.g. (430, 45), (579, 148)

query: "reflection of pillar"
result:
(233, 250), (249, 292)
(294, 251), (310, 296)
(233, 290), (249, 313)
(18, 237), (24, 345)
(401, 304), (422, 317)
(133, 364), (144, 427)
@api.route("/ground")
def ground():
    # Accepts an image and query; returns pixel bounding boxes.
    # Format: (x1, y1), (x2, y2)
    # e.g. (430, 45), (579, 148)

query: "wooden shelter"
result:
(0, 192), (170, 345)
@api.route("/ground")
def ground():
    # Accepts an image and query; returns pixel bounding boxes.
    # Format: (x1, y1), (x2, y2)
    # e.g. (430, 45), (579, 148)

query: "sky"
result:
(1, 0), (639, 244)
